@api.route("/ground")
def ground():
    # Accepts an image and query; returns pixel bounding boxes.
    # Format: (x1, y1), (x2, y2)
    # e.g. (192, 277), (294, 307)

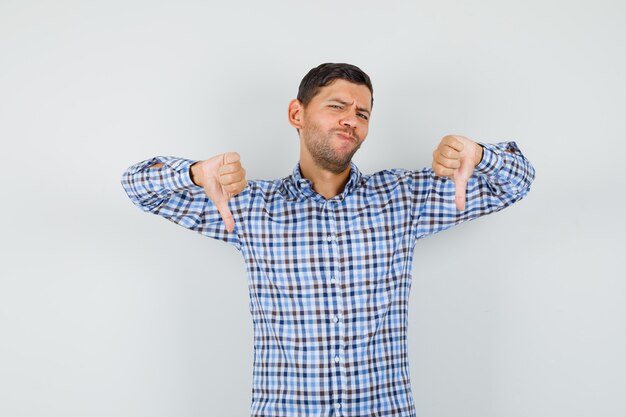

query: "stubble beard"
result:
(302, 123), (362, 174)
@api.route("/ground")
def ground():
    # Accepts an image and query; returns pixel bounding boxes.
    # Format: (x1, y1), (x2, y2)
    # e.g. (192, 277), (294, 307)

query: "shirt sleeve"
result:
(411, 141), (536, 239)
(120, 156), (250, 250)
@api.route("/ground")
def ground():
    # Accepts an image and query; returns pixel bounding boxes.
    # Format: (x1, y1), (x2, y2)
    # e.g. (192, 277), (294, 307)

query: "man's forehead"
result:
(317, 79), (372, 107)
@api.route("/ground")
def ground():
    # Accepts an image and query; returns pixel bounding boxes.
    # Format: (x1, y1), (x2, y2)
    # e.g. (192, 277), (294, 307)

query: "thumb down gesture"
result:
(190, 152), (247, 233)
(432, 135), (484, 211)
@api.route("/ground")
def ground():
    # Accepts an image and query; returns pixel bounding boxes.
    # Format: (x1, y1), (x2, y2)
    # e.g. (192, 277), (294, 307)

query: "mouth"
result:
(335, 132), (356, 142)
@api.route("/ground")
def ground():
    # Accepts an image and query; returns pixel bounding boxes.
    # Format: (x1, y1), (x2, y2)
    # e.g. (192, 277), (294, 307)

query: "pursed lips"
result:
(335, 131), (357, 142)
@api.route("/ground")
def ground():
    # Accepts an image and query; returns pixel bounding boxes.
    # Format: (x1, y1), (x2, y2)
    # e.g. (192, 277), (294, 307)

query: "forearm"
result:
(472, 141), (535, 200)
(120, 156), (201, 213)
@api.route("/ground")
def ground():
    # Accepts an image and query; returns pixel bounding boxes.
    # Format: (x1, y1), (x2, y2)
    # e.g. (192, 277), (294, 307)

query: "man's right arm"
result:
(120, 152), (248, 246)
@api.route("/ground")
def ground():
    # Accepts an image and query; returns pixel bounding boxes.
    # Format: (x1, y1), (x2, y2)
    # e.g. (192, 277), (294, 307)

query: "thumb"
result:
(213, 195), (235, 233)
(454, 175), (468, 211)
(453, 161), (473, 211)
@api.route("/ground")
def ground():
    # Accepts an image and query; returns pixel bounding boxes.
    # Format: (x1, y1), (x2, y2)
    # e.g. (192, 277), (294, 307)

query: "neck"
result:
(299, 149), (351, 200)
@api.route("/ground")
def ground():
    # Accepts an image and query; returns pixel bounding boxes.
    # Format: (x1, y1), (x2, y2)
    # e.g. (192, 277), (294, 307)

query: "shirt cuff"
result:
(155, 156), (203, 192)
(473, 143), (504, 176)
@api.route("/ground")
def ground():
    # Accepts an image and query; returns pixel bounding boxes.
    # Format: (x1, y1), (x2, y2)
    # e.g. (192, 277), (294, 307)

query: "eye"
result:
(358, 113), (369, 120)
(329, 104), (342, 109)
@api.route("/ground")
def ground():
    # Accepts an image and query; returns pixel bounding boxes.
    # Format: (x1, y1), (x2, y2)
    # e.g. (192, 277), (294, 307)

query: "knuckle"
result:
(220, 174), (234, 185)
(228, 151), (241, 163)
(223, 151), (239, 164)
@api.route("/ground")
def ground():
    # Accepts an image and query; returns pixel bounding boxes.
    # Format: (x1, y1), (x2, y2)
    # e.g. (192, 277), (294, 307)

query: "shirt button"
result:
(326, 234), (334, 243)
(330, 277), (336, 284)
(334, 403), (342, 409)
(334, 356), (340, 363)
(332, 316), (339, 323)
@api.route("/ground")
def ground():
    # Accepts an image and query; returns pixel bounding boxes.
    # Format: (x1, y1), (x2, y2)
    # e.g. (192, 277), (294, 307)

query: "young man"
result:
(121, 63), (535, 417)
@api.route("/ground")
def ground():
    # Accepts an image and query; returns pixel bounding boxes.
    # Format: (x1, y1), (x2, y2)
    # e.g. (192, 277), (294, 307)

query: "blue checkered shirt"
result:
(121, 141), (534, 417)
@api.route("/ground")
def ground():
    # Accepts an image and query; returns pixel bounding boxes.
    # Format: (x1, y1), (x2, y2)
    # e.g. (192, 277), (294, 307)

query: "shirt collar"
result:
(287, 161), (363, 202)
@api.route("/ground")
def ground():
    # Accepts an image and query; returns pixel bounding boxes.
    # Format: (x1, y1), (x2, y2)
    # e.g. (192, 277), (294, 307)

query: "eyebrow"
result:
(327, 98), (371, 115)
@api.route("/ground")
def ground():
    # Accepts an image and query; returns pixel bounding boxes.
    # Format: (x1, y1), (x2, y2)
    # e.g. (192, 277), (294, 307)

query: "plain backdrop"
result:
(1, 1), (624, 416)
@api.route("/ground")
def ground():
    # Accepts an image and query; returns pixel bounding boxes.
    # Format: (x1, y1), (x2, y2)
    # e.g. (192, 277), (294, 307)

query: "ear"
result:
(288, 99), (304, 130)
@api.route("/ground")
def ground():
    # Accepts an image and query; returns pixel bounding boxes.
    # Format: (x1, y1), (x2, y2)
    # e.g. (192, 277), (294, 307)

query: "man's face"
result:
(298, 79), (372, 173)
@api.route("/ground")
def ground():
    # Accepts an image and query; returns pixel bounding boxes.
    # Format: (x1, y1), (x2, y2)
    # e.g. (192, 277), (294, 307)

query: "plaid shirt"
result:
(121, 141), (534, 417)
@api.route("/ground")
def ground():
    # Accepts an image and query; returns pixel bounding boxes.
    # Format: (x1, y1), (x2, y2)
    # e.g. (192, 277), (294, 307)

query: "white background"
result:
(1, 1), (624, 416)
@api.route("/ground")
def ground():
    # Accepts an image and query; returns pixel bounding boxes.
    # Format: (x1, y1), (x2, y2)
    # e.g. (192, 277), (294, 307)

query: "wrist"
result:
(190, 162), (203, 187)
(474, 144), (484, 167)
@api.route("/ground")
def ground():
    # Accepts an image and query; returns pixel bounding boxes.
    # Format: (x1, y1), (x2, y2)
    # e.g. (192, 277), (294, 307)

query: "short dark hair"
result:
(297, 63), (373, 108)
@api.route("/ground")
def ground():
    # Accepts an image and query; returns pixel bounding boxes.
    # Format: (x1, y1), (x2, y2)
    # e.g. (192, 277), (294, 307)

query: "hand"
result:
(190, 152), (247, 233)
(432, 135), (484, 211)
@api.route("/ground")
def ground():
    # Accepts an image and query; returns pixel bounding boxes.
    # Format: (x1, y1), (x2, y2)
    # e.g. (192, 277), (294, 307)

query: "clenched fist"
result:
(432, 135), (484, 211)
(190, 152), (247, 233)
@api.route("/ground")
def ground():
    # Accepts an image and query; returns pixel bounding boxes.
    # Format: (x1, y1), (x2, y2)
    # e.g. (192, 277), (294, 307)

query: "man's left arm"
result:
(413, 135), (536, 239)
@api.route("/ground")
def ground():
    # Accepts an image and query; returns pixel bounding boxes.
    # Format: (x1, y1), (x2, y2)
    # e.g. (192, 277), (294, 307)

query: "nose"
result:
(340, 114), (357, 129)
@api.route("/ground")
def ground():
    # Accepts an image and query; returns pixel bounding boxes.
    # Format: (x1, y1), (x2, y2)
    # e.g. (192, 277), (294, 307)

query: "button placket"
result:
(322, 200), (344, 412)
(326, 199), (348, 413)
